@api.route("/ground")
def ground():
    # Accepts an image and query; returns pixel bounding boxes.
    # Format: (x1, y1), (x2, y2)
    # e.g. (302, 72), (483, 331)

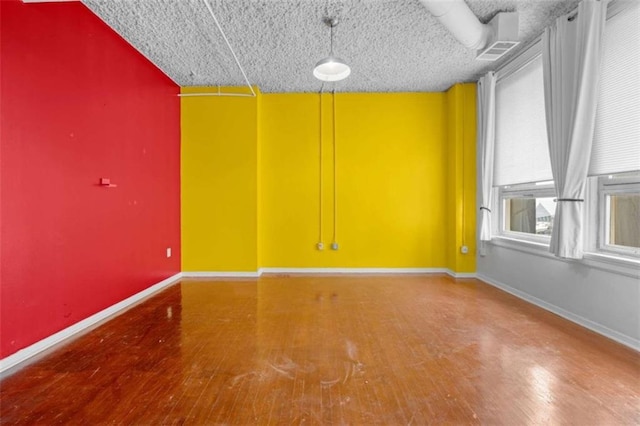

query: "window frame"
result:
(597, 174), (640, 258)
(497, 181), (556, 244)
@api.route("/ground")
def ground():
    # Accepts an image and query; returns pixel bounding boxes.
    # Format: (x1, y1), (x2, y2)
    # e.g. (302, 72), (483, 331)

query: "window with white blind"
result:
(493, 47), (555, 241)
(590, 1), (640, 257)
(491, 0), (639, 258)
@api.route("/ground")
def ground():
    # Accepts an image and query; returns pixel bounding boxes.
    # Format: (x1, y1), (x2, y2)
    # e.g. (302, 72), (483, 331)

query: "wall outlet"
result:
(331, 242), (339, 250)
(460, 245), (469, 254)
(316, 242), (324, 250)
(166, 247), (172, 258)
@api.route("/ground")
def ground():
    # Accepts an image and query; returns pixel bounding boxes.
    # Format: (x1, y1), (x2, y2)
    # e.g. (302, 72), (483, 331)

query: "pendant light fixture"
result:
(313, 18), (351, 82)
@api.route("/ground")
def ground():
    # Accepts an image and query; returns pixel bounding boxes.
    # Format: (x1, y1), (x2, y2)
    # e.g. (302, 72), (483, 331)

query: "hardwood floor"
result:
(1, 275), (638, 424)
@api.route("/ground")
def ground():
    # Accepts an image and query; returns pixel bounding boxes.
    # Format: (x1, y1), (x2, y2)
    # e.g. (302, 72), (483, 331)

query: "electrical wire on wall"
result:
(179, 0), (256, 98)
(461, 87), (466, 251)
(331, 88), (338, 250)
(317, 84), (325, 250)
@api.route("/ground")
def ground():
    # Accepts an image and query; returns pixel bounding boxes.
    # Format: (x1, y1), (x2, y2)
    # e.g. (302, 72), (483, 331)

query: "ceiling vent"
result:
(476, 12), (520, 61)
(420, 1), (520, 61)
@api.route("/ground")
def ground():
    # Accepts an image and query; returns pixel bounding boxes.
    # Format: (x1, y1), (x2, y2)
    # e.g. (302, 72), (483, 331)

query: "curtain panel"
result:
(477, 72), (496, 242)
(542, 0), (609, 259)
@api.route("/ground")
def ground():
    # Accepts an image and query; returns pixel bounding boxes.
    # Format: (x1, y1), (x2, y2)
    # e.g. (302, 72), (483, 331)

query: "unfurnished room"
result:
(0, 0), (639, 424)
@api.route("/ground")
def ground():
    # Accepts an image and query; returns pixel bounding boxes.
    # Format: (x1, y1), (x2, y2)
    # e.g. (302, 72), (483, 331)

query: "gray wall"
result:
(477, 242), (640, 350)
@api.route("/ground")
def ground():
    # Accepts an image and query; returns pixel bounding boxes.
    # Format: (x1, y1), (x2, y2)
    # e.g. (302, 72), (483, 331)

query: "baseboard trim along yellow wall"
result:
(181, 269), (477, 279)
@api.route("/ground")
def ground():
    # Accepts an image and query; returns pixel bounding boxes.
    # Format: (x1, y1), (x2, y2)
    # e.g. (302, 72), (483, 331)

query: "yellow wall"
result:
(260, 92), (448, 267)
(181, 85), (476, 273)
(181, 87), (258, 272)
(446, 84), (477, 273)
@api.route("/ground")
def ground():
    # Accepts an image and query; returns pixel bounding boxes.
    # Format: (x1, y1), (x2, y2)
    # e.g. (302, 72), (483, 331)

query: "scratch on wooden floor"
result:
(320, 378), (340, 388)
(228, 371), (256, 388)
(345, 339), (358, 360)
(268, 362), (294, 380)
(407, 413), (415, 425)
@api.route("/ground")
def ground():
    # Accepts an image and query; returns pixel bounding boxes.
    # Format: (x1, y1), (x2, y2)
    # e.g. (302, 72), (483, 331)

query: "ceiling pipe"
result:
(419, 0), (492, 50)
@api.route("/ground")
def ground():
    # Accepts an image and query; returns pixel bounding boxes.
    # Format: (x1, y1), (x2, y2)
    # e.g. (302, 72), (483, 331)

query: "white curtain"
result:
(477, 72), (496, 242)
(542, 0), (609, 259)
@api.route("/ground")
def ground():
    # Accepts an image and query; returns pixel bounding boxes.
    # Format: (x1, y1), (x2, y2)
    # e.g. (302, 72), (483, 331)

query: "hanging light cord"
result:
(330, 21), (334, 54)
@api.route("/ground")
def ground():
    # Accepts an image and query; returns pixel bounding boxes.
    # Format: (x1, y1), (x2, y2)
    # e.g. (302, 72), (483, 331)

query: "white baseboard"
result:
(446, 270), (477, 279)
(477, 273), (640, 352)
(181, 268), (477, 279)
(182, 271), (261, 278)
(259, 267), (449, 275)
(0, 272), (183, 378)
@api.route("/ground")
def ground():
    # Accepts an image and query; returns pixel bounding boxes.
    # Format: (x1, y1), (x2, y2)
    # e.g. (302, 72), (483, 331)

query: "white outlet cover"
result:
(166, 248), (172, 258)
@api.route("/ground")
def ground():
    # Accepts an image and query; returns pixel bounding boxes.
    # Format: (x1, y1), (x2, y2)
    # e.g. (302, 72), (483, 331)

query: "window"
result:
(499, 182), (555, 242)
(493, 46), (555, 243)
(590, 2), (640, 259)
(598, 173), (640, 256)
(489, 1), (640, 265)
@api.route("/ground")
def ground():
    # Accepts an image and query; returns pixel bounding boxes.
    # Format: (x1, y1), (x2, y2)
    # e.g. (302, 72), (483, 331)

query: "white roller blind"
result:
(494, 55), (552, 186)
(590, 1), (640, 176)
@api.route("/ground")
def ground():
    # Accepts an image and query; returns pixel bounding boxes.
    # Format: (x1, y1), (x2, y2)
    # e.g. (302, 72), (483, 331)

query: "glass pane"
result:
(609, 194), (640, 249)
(505, 197), (555, 235)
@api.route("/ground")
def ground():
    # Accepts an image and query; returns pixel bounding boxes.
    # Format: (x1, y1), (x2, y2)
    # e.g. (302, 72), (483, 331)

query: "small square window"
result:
(599, 173), (640, 256)
(504, 197), (555, 235)
(498, 182), (556, 243)
(607, 194), (640, 249)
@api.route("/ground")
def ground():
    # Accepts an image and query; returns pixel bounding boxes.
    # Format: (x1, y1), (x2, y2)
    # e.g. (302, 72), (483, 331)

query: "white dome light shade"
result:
(313, 56), (351, 82)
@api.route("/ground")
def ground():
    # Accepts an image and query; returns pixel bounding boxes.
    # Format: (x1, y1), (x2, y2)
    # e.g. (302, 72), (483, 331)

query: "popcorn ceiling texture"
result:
(83, 0), (581, 93)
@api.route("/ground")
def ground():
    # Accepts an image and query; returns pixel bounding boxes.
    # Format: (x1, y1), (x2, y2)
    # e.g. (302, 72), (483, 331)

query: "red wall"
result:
(0, 0), (181, 358)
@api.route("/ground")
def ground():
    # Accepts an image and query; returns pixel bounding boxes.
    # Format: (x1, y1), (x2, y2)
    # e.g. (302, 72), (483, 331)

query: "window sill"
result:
(490, 236), (549, 254)
(488, 236), (640, 279)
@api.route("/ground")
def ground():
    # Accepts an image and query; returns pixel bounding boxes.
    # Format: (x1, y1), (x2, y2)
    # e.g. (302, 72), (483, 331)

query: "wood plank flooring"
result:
(1, 275), (638, 424)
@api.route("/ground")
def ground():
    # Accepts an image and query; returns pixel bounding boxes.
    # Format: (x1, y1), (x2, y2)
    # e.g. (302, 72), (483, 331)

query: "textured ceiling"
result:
(83, 0), (581, 93)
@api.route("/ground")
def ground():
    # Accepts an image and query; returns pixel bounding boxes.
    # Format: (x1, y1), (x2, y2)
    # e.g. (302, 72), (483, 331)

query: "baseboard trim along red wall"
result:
(0, 273), (183, 378)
